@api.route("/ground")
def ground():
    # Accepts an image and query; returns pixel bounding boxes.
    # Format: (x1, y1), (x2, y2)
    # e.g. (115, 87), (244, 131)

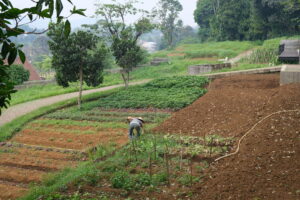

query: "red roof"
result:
(13, 58), (42, 81)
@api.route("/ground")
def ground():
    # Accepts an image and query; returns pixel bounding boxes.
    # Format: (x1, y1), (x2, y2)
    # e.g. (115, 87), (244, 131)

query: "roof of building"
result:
(13, 58), (42, 81)
(279, 40), (300, 60)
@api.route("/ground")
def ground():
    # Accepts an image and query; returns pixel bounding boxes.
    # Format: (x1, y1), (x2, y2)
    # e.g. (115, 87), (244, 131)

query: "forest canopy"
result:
(194, 0), (300, 41)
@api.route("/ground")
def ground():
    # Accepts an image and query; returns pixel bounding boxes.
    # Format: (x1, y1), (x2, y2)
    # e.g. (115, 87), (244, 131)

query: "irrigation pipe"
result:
(214, 109), (300, 162)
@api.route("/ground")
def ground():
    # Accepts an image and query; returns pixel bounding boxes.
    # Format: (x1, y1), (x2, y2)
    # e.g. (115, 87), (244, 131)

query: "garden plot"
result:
(38, 134), (234, 200)
(3, 76), (209, 199)
(0, 145), (79, 200)
(0, 109), (171, 200)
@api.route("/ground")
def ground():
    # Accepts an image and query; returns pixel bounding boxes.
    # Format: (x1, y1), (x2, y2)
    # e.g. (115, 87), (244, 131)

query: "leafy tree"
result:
(6, 64), (29, 85)
(155, 0), (183, 48)
(0, 0), (85, 114)
(194, 0), (299, 41)
(95, 0), (154, 88)
(194, 0), (215, 41)
(48, 24), (109, 109)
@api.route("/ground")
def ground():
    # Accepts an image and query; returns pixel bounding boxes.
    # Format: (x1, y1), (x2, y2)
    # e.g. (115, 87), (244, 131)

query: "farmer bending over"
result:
(127, 117), (144, 140)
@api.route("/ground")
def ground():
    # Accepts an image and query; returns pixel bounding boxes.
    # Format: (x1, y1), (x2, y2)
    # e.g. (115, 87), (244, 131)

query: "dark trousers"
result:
(129, 123), (141, 139)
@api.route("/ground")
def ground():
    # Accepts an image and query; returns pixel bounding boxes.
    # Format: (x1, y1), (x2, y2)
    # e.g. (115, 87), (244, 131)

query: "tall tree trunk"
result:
(121, 70), (129, 89)
(78, 66), (83, 109)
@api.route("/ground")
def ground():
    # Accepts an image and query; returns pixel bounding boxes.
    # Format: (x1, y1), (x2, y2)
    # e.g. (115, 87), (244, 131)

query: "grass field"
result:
(10, 36), (298, 106)
(10, 40), (258, 106)
(152, 41), (257, 59)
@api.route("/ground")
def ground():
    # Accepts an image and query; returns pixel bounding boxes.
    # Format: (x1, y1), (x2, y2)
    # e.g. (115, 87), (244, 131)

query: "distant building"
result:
(279, 40), (300, 62)
(139, 41), (157, 53)
(13, 58), (42, 81)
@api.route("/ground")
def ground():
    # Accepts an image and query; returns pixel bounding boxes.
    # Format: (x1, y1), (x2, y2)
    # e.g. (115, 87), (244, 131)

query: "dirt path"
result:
(0, 80), (150, 127)
(229, 49), (254, 64)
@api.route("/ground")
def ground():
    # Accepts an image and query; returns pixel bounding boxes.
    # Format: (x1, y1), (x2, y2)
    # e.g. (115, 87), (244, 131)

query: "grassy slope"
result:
(12, 36), (299, 106)
(10, 40), (258, 106)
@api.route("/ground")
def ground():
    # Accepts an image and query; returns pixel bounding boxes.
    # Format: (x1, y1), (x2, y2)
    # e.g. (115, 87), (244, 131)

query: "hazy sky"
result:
(11, 0), (198, 29)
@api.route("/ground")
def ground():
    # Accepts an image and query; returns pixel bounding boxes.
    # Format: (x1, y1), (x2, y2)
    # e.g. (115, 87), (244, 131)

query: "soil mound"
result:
(194, 111), (300, 200)
(154, 74), (300, 199)
(154, 74), (300, 138)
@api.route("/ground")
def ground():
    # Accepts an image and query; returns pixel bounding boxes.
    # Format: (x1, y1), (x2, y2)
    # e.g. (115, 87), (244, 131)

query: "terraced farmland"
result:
(0, 109), (171, 200)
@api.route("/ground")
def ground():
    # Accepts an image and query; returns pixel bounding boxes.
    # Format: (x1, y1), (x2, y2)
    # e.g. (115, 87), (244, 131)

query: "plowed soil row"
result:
(13, 127), (128, 150)
(0, 146), (78, 200)
(0, 120), (130, 199)
(155, 74), (300, 200)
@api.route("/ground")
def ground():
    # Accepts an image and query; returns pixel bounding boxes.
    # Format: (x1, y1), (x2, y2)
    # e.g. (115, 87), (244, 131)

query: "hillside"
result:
(155, 74), (300, 199)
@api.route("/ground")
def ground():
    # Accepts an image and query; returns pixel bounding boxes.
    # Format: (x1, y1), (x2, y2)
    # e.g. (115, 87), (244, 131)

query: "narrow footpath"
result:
(0, 80), (150, 127)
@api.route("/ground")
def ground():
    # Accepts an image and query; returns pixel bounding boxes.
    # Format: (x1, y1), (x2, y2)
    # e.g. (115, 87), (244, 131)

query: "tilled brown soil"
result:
(0, 113), (132, 199)
(0, 146), (79, 200)
(155, 74), (300, 199)
(13, 127), (128, 150)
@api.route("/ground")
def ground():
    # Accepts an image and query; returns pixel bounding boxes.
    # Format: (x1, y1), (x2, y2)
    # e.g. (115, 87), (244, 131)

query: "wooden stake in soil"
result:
(189, 157), (193, 186)
(132, 139), (138, 161)
(149, 151), (153, 182)
(179, 130), (183, 170)
(153, 135), (157, 161)
(129, 142), (132, 162)
(164, 144), (170, 187)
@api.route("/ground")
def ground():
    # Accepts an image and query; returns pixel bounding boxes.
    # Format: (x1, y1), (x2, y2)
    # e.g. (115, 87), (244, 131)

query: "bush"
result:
(110, 171), (135, 191)
(6, 64), (30, 85)
(242, 48), (279, 64)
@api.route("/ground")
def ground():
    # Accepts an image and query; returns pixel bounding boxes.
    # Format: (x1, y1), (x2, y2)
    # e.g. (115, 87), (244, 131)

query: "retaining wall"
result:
(188, 63), (231, 75)
(150, 58), (169, 66)
(280, 65), (300, 85)
(15, 80), (56, 90)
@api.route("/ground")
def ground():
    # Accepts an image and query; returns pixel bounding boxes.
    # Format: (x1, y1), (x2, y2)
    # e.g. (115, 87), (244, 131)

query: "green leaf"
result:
(56, 0), (63, 17)
(0, 2), (9, 11)
(64, 20), (71, 37)
(8, 49), (17, 65)
(71, 8), (86, 16)
(49, 0), (54, 16)
(6, 28), (25, 37)
(18, 50), (26, 63)
(1, 8), (24, 19)
(1, 41), (10, 59)
(2, 0), (12, 7)
(39, 9), (51, 18)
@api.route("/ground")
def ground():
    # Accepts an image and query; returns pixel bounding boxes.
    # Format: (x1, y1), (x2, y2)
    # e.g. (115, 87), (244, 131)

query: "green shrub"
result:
(110, 171), (135, 191)
(6, 64), (30, 85)
(242, 48), (279, 64)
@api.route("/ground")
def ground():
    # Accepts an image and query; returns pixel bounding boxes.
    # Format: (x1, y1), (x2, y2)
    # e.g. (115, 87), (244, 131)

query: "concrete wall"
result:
(188, 63), (231, 75)
(280, 65), (300, 85)
(150, 58), (169, 66)
(15, 80), (56, 90)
